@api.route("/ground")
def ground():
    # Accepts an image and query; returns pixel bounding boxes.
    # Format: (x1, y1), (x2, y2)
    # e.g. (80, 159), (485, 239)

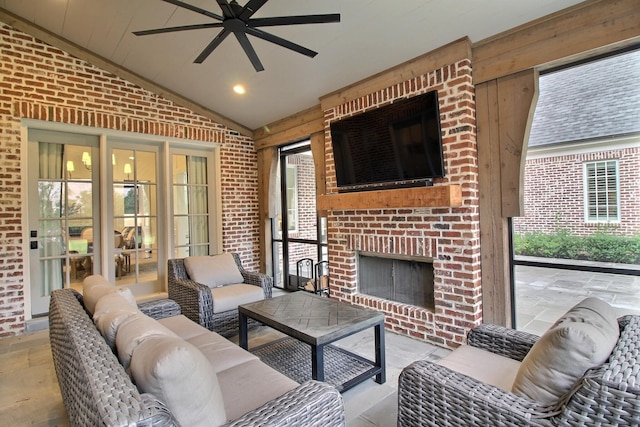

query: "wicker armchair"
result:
(398, 316), (640, 426)
(167, 253), (273, 337)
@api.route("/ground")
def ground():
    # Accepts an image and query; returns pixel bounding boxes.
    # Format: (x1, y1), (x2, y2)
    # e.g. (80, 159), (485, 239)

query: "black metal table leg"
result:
(374, 321), (386, 384)
(311, 344), (325, 381)
(239, 311), (249, 350)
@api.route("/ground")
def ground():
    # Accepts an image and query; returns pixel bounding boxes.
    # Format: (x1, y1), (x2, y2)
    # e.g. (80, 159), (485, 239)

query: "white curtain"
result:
(188, 156), (209, 255)
(38, 142), (64, 295)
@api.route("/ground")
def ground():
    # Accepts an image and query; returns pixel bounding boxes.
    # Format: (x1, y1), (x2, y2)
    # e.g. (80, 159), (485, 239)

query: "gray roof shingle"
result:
(528, 50), (640, 147)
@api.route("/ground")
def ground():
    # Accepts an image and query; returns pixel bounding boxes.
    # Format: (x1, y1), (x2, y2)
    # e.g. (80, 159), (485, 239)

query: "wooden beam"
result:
(253, 105), (324, 150)
(0, 8), (253, 137)
(472, 0), (640, 84)
(309, 132), (327, 216)
(476, 69), (538, 326)
(477, 80), (511, 327)
(316, 185), (462, 211)
(320, 37), (472, 111)
(257, 147), (278, 273)
(497, 70), (538, 217)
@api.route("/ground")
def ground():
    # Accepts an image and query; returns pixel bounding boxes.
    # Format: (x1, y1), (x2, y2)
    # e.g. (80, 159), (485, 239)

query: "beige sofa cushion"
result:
(436, 344), (521, 391)
(217, 359), (298, 422)
(512, 297), (619, 403)
(93, 290), (140, 349)
(184, 253), (244, 288)
(158, 315), (258, 372)
(130, 336), (227, 427)
(210, 284), (264, 313)
(158, 314), (216, 340)
(115, 313), (178, 370)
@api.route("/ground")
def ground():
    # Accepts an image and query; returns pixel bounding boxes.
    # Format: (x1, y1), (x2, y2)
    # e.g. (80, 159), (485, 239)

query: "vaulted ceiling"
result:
(0, 0), (586, 133)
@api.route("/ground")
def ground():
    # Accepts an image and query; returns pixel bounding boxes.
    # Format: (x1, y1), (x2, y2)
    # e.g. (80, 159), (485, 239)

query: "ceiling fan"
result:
(133, 0), (340, 71)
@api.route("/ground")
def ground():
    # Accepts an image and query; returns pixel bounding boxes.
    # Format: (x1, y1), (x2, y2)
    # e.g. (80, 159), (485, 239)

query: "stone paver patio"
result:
(515, 264), (640, 335)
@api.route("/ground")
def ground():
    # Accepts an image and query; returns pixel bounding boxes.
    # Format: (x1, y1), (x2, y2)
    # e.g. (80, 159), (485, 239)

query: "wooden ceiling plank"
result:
(320, 37), (472, 111)
(472, 0), (640, 83)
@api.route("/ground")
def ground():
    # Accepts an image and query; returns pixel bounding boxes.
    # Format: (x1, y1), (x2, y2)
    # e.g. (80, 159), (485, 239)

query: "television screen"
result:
(330, 90), (445, 192)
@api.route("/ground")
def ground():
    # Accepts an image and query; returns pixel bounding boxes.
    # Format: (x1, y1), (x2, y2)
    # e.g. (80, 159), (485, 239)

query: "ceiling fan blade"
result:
(248, 14), (341, 28)
(194, 28), (231, 63)
(245, 27), (317, 58)
(238, 0), (268, 20)
(234, 31), (264, 72)
(216, 0), (236, 18)
(133, 23), (223, 36)
(160, 0), (223, 21)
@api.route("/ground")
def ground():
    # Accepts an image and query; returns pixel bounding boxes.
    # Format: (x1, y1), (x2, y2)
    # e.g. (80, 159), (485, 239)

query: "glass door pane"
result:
(29, 136), (99, 315)
(172, 153), (211, 258)
(112, 148), (159, 285)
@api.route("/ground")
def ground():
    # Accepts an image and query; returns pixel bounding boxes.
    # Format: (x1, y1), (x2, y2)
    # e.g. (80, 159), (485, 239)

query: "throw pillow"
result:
(512, 297), (619, 403)
(115, 312), (178, 370)
(84, 278), (137, 315)
(93, 290), (140, 350)
(184, 253), (244, 288)
(83, 284), (115, 315)
(130, 336), (227, 427)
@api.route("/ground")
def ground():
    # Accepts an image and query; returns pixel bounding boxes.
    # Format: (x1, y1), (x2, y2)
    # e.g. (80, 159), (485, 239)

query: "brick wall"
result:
(286, 153), (320, 265)
(514, 146), (640, 236)
(324, 60), (481, 349)
(0, 23), (260, 336)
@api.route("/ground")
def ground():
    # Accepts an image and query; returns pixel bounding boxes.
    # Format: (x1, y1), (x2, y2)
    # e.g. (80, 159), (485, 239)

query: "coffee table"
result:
(239, 292), (385, 391)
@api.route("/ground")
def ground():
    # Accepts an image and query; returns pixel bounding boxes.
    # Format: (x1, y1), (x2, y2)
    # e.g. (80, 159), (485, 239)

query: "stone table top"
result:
(239, 292), (384, 346)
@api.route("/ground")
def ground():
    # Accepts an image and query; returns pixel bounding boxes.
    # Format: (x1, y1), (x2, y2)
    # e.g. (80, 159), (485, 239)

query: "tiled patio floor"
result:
(4, 266), (639, 426)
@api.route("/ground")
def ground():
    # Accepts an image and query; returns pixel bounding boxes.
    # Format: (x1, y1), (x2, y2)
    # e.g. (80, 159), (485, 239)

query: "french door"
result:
(28, 131), (162, 316)
(26, 124), (219, 317)
(272, 141), (327, 290)
(28, 130), (100, 315)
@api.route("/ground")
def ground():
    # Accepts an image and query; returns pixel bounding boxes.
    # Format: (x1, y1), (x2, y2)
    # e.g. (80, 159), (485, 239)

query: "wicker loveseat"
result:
(398, 312), (640, 426)
(168, 253), (272, 337)
(49, 286), (345, 427)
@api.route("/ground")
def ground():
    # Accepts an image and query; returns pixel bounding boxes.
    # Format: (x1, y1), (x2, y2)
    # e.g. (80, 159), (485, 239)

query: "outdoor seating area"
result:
(1, 1), (639, 427)
(5, 282), (640, 426)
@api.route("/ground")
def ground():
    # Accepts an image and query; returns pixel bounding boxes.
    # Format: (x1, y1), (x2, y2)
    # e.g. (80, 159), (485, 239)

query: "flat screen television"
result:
(330, 90), (445, 192)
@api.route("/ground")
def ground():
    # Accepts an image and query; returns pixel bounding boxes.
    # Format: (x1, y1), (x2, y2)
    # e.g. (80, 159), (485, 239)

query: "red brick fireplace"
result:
(323, 58), (481, 349)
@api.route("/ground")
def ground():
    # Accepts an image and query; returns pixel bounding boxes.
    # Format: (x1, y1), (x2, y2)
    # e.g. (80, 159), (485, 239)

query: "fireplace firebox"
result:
(358, 253), (435, 310)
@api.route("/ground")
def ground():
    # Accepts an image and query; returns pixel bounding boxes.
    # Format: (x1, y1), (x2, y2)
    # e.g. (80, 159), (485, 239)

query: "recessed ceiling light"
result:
(233, 84), (246, 95)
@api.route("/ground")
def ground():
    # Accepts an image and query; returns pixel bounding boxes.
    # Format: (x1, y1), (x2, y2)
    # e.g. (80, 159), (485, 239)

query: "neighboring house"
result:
(514, 50), (640, 237)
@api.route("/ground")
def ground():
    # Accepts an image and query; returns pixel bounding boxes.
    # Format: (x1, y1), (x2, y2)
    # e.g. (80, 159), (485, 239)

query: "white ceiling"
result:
(0, 0), (586, 131)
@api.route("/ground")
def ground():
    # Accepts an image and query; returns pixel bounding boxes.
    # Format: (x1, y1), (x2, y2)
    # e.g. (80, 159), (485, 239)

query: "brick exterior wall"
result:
(324, 60), (481, 349)
(0, 23), (260, 336)
(286, 153), (320, 265)
(514, 145), (640, 236)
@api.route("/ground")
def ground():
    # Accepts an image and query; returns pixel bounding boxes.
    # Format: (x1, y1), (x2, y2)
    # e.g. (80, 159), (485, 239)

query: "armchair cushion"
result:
(184, 253), (244, 288)
(436, 344), (521, 391)
(210, 283), (265, 314)
(512, 297), (619, 403)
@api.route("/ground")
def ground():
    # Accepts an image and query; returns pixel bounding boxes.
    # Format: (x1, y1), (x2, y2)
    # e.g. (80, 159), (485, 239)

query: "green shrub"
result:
(514, 228), (640, 265)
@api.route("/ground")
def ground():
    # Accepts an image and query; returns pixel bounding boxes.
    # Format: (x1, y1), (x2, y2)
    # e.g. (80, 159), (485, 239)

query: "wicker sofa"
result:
(168, 253), (272, 337)
(49, 285), (345, 427)
(398, 312), (640, 426)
